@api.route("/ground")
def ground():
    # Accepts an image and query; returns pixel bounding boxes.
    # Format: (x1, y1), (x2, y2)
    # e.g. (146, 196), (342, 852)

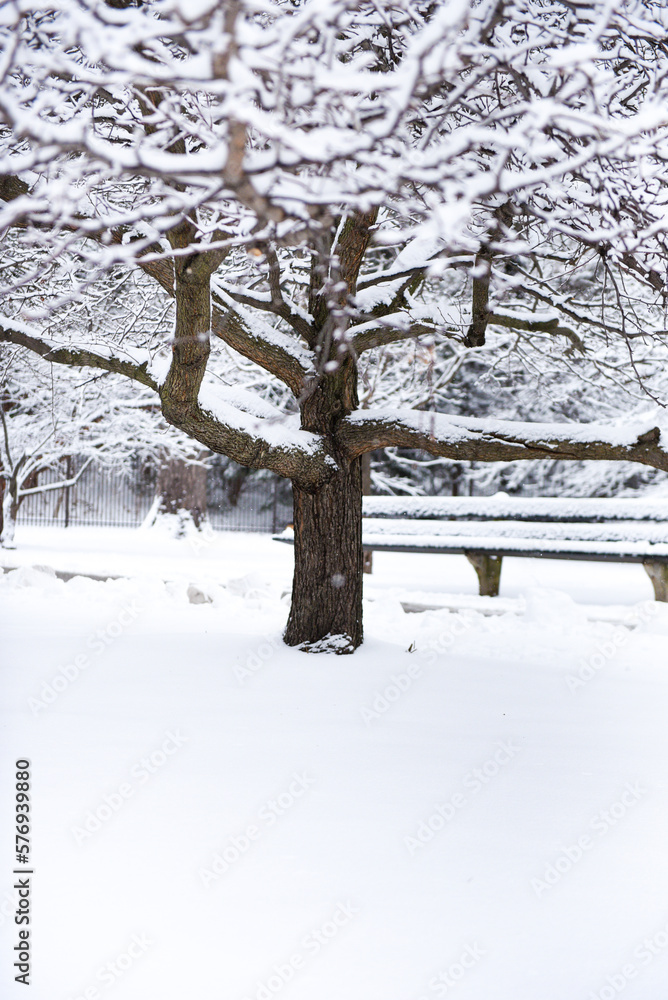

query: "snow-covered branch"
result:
(211, 289), (313, 395)
(338, 409), (668, 474)
(15, 456), (94, 497)
(0, 321), (160, 391)
(0, 318), (332, 491)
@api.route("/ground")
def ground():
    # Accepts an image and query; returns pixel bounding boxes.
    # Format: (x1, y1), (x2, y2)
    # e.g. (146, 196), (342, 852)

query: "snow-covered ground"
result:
(2, 526), (668, 1000)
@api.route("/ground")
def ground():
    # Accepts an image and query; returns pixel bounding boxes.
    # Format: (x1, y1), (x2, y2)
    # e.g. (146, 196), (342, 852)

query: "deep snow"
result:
(1, 526), (668, 1000)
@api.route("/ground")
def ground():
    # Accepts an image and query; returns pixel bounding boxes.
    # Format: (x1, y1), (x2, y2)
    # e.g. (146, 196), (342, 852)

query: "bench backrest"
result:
(362, 496), (668, 523)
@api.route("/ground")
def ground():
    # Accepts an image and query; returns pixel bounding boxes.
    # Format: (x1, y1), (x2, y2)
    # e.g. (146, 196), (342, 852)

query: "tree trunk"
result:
(227, 464), (250, 507)
(145, 456), (208, 537)
(284, 360), (363, 652)
(284, 458), (363, 653)
(361, 450), (373, 574)
(0, 482), (18, 548)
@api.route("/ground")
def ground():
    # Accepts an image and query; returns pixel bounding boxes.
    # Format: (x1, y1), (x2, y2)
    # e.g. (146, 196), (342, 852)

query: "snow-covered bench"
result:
(274, 495), (668, 600)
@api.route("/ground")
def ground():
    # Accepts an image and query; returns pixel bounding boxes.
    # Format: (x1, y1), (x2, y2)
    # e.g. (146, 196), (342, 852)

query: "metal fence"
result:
(16, 459), (293, 533)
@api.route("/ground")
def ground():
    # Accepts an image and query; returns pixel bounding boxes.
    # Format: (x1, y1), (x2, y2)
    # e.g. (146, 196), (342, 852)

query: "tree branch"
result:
(0, 319), (332, 490)
(18, 456), (94, 497)
(464, 252), (491, 348)
(357, 264), (436, 292)
(211, 291), (312, 396)
(489, 312), (586, 353)
(214, 279), (313, 343)
(337, 409), (668, 472)
(336, 208), (379, 296)
(159, 394), (333, 491)
(352, 322), (439, 354)
(0, 174), (30, 204)
(0, 407), (14, 468)
(0, 321), (160, 390)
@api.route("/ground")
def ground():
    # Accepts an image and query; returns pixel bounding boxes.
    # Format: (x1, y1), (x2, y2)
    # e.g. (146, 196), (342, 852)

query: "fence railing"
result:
(16, 460), (293, 534)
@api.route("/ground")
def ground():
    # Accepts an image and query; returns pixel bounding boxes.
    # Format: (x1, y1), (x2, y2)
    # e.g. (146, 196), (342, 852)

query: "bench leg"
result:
(465, 552), (503, 597)
(643, 561), (668, 601)
(363, 549), (373, 574)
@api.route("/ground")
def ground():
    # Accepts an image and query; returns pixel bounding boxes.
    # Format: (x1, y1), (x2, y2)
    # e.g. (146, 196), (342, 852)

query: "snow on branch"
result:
(338, 409), (668, 473)
(488, 312), (586, 354)
(0, 319), (160, 391)
(213, 276), (312, 343)
(211, 288), (314, 394)
(184, 382), (334, 490)
(15, 456), (94, 498)
(0, 317), (332, 489)
(4, 0), (668, 257)
(351, 320), (440, 355)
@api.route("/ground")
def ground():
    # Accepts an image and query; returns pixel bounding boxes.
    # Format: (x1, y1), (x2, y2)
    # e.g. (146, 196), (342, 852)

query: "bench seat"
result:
(361, 517), (668, 548)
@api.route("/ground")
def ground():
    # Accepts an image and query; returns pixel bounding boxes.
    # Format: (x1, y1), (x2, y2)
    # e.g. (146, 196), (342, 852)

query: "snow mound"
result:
(296, 632), (356, 654)
(226, 572), (274, 599)
(523, 587), (586, 627)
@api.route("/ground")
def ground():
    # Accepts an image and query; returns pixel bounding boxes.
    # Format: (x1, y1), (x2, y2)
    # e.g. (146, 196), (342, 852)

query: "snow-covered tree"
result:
(2, 0), (668, 649)
(1, 350), (133, 546)
(0, 242), (268, 540)
(362, 253), (668, 499)
(0, 339), (216, 545)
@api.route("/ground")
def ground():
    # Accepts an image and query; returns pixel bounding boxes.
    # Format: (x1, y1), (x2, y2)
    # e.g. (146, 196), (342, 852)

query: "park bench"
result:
(273, 495), (668, 601)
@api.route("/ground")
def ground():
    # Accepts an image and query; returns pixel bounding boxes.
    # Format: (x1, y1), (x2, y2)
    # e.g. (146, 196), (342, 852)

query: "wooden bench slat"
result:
(362, 517), (668, 544)
(358, 536), (668, 563)
(362, 496), (668, 522)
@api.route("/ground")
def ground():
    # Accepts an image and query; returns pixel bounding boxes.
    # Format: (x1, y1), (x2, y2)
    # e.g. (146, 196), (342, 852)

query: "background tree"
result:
(0, 339), (218, 546)
(0, 240), (274, 539)
(360, 252), (668, 498)
(0, 351), (141, 547)
(2, 0), (668, 649)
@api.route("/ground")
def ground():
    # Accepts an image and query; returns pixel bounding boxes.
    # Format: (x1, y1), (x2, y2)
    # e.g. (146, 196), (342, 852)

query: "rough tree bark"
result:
(284, 362), (363, 651)
(283, 210), (376, 650)
(5, 205), (668, 648)
(5, 310), (668, 645)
